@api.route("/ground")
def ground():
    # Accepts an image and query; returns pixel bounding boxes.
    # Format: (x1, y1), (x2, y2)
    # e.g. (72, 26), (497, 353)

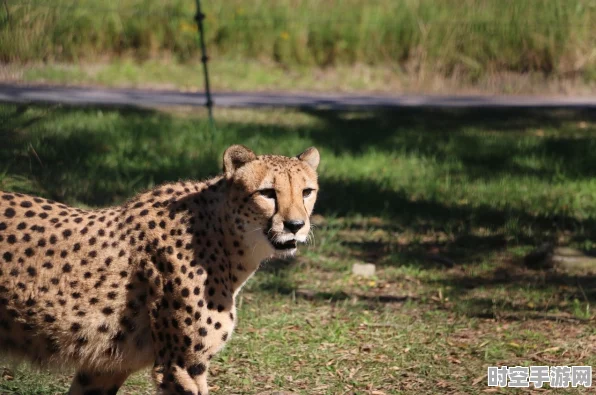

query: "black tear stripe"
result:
(299, 175), (308, 215)
(272, 175), (278, 213)
(290, 171), (308, 217)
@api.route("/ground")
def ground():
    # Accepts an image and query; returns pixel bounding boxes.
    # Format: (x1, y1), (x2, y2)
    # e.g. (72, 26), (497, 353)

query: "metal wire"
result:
(195, 0), (216, 147)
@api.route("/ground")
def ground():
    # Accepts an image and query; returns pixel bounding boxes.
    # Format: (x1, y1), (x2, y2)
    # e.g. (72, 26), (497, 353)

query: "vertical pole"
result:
(195, 0), (215, 133)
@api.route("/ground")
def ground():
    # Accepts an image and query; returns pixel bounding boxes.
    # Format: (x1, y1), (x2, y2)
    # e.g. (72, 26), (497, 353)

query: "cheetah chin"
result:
(0, 144), (319, 395)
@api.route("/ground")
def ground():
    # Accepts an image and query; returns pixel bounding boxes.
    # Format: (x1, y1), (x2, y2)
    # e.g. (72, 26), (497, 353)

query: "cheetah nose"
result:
(283, 219), (305, 234)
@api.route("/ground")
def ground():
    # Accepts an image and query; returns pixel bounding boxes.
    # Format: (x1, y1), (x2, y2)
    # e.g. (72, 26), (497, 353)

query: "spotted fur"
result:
(0, 145), (320, 395)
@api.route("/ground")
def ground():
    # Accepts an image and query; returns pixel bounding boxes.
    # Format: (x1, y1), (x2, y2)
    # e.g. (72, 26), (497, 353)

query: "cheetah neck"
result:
(130, 177), (273, 297)
(221, 197), (275, 296)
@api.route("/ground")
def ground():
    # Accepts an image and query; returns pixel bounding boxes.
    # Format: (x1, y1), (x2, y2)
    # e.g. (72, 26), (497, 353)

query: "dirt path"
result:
(2, 83), (596, 110)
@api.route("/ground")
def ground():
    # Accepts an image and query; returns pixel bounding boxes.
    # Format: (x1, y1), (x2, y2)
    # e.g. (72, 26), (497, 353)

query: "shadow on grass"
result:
(302, 107), (596, 181)
(0, 104), (221, 205)
(1, 103), (596, 314)
(2, 103), (595, 230)
(441, 266), (596, 299)
(253, 270), (414, 305)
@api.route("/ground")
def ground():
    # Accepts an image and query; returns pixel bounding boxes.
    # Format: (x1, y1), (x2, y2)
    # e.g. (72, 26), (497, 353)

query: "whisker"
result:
(307, 227), (316, 248)
(250, 242), (259, 257)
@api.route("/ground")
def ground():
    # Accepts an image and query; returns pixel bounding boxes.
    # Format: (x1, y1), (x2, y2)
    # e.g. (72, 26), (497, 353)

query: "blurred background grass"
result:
(2, 0), (596, 84)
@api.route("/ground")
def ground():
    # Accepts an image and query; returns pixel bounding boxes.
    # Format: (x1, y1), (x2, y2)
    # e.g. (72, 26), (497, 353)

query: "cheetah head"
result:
(223, 145), (320, 258)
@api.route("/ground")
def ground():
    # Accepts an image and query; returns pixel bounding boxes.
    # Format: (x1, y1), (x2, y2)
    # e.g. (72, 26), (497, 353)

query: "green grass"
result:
(16, 58), (435, 93)
(12, 57), (596, 96)
(2, 0), (596, 82)
(19, 58), (405, 93)
(0, 104), (595, 394)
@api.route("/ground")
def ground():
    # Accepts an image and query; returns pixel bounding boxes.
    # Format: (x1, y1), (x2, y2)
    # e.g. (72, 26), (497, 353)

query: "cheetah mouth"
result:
(269, 239), (297, 250)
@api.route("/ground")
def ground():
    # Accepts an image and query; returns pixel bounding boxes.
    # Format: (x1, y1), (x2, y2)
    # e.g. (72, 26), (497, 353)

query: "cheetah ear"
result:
(223, 145), (257, 174)
(297, 147), (320, 170)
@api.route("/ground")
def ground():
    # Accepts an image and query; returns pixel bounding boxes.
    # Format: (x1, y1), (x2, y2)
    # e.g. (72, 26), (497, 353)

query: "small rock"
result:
(352, 263), (376, 278)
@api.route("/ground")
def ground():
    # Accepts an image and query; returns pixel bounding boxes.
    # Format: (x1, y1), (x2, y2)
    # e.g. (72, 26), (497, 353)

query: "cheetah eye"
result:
(258, 189), (276, 199)
(303, 188), (315, 198)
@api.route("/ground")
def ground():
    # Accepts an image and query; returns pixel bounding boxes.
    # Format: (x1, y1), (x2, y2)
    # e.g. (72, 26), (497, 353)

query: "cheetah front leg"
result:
(152, 360), (209, 395)
(68, 370), (130, 395)
(149, 293), (228, 395)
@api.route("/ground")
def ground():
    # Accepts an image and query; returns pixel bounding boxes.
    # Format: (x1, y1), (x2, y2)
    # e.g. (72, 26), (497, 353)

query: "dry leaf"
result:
(472, 374), (486, 385)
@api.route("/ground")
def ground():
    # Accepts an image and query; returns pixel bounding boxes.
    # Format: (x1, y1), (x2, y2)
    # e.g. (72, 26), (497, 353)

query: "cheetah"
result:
(0, 145), (320, 395)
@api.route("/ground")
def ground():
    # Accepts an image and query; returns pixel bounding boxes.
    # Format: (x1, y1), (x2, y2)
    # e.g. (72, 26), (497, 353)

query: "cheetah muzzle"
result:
(0, 145), (320, 395)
